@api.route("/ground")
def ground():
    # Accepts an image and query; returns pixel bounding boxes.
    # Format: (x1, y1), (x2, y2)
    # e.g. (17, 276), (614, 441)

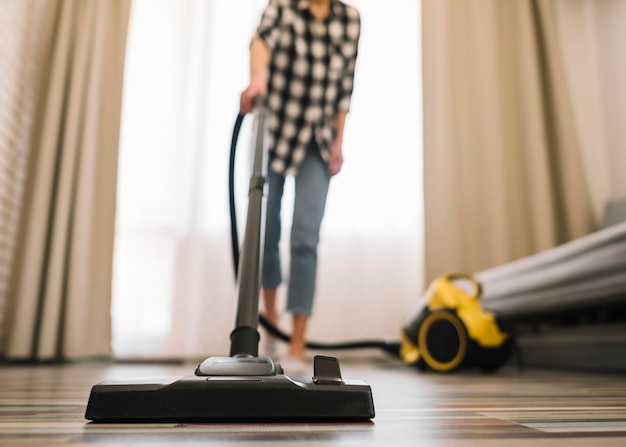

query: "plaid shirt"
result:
(255, 0), (360, 176)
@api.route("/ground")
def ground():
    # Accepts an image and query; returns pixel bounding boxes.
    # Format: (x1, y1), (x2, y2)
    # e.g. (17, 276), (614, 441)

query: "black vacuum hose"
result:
(229, 113), (400, 357)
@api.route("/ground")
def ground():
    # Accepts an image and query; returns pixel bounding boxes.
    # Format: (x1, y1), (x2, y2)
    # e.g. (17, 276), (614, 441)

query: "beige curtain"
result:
(0, 0), (45, 353)
(422, 0), (625, 281)
(2, 0), (131, 361)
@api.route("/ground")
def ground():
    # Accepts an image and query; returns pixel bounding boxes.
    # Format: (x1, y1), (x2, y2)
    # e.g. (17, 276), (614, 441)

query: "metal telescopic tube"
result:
(229, 99), (268, 357)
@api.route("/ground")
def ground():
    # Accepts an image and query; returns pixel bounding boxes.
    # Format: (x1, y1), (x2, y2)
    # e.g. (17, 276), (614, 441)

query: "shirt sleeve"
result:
(337, 9), (361, 113)
(254, 0), (284, 52)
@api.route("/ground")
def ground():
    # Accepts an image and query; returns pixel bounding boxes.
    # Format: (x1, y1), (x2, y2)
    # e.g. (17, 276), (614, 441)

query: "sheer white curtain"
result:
(113, 0), (422, 359)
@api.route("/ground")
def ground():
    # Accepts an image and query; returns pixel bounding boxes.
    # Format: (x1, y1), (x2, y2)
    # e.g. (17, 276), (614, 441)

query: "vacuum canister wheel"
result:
(418, 310), (468, 372)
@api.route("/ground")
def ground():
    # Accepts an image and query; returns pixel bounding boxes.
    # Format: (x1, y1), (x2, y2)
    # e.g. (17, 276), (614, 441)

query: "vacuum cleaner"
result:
(85, 99), (375, 422)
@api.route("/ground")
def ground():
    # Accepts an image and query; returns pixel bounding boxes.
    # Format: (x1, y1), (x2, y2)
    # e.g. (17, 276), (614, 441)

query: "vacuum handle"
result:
(230, 99), (269, 357)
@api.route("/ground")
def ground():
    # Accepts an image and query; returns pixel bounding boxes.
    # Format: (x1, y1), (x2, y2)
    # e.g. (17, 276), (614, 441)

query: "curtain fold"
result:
(421, 0), (621, 281)
(0, 0), (47, 353)
(3, 0), (131, 361)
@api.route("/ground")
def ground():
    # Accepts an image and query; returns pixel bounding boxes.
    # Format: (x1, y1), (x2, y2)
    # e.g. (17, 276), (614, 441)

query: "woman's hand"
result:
(240, 81), (267, 115)
(328, 140), (344, 177)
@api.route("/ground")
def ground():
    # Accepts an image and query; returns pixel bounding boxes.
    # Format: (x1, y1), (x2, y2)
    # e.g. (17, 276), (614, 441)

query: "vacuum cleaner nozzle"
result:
(85, 355), (375, 422)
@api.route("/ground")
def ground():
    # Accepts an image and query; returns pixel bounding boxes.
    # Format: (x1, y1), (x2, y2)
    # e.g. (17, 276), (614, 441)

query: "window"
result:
(112, 0), (423, 359)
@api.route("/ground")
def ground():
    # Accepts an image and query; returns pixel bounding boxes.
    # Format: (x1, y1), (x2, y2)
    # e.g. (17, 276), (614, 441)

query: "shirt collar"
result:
(297, 0), (342, 18)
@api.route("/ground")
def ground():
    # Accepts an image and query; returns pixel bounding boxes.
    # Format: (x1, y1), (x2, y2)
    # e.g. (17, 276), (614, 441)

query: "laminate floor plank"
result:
(0, 359), (624, 446)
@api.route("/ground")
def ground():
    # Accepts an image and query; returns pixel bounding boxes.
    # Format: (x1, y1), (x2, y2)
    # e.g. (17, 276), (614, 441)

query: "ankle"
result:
(288, 342), (306, 360)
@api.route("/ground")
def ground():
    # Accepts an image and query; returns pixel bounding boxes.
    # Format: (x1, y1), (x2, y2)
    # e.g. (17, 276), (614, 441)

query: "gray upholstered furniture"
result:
(477, 198), (626, 372)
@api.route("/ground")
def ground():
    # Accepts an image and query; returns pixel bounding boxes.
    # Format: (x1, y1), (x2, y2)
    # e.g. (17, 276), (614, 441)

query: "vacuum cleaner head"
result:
(85, 355), (375, 422)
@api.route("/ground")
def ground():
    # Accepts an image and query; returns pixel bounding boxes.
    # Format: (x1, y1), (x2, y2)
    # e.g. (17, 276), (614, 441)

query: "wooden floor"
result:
(1, 357), (625, 446)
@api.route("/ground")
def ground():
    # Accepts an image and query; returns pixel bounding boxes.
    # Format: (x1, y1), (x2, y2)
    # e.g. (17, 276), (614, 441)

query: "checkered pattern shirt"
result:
(255, 0), (360, 176)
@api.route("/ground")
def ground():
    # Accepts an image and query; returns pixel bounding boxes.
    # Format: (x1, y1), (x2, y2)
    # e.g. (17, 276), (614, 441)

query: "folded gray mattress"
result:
(477, 221), (626, 319)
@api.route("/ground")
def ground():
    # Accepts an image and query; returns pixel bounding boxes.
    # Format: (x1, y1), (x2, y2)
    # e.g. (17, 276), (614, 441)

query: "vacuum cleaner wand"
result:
(228, 97), (269, 358)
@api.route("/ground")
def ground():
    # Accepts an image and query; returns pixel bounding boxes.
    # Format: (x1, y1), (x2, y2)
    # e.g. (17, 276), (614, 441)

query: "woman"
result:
(240, 0), (361, 371)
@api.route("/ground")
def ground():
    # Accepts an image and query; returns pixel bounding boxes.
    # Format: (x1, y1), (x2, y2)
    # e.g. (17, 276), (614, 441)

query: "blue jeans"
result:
(262, 141), (330, 317)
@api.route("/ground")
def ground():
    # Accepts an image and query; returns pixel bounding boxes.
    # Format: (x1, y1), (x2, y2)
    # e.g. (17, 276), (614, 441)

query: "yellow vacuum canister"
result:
(400, 273), (513, 372)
